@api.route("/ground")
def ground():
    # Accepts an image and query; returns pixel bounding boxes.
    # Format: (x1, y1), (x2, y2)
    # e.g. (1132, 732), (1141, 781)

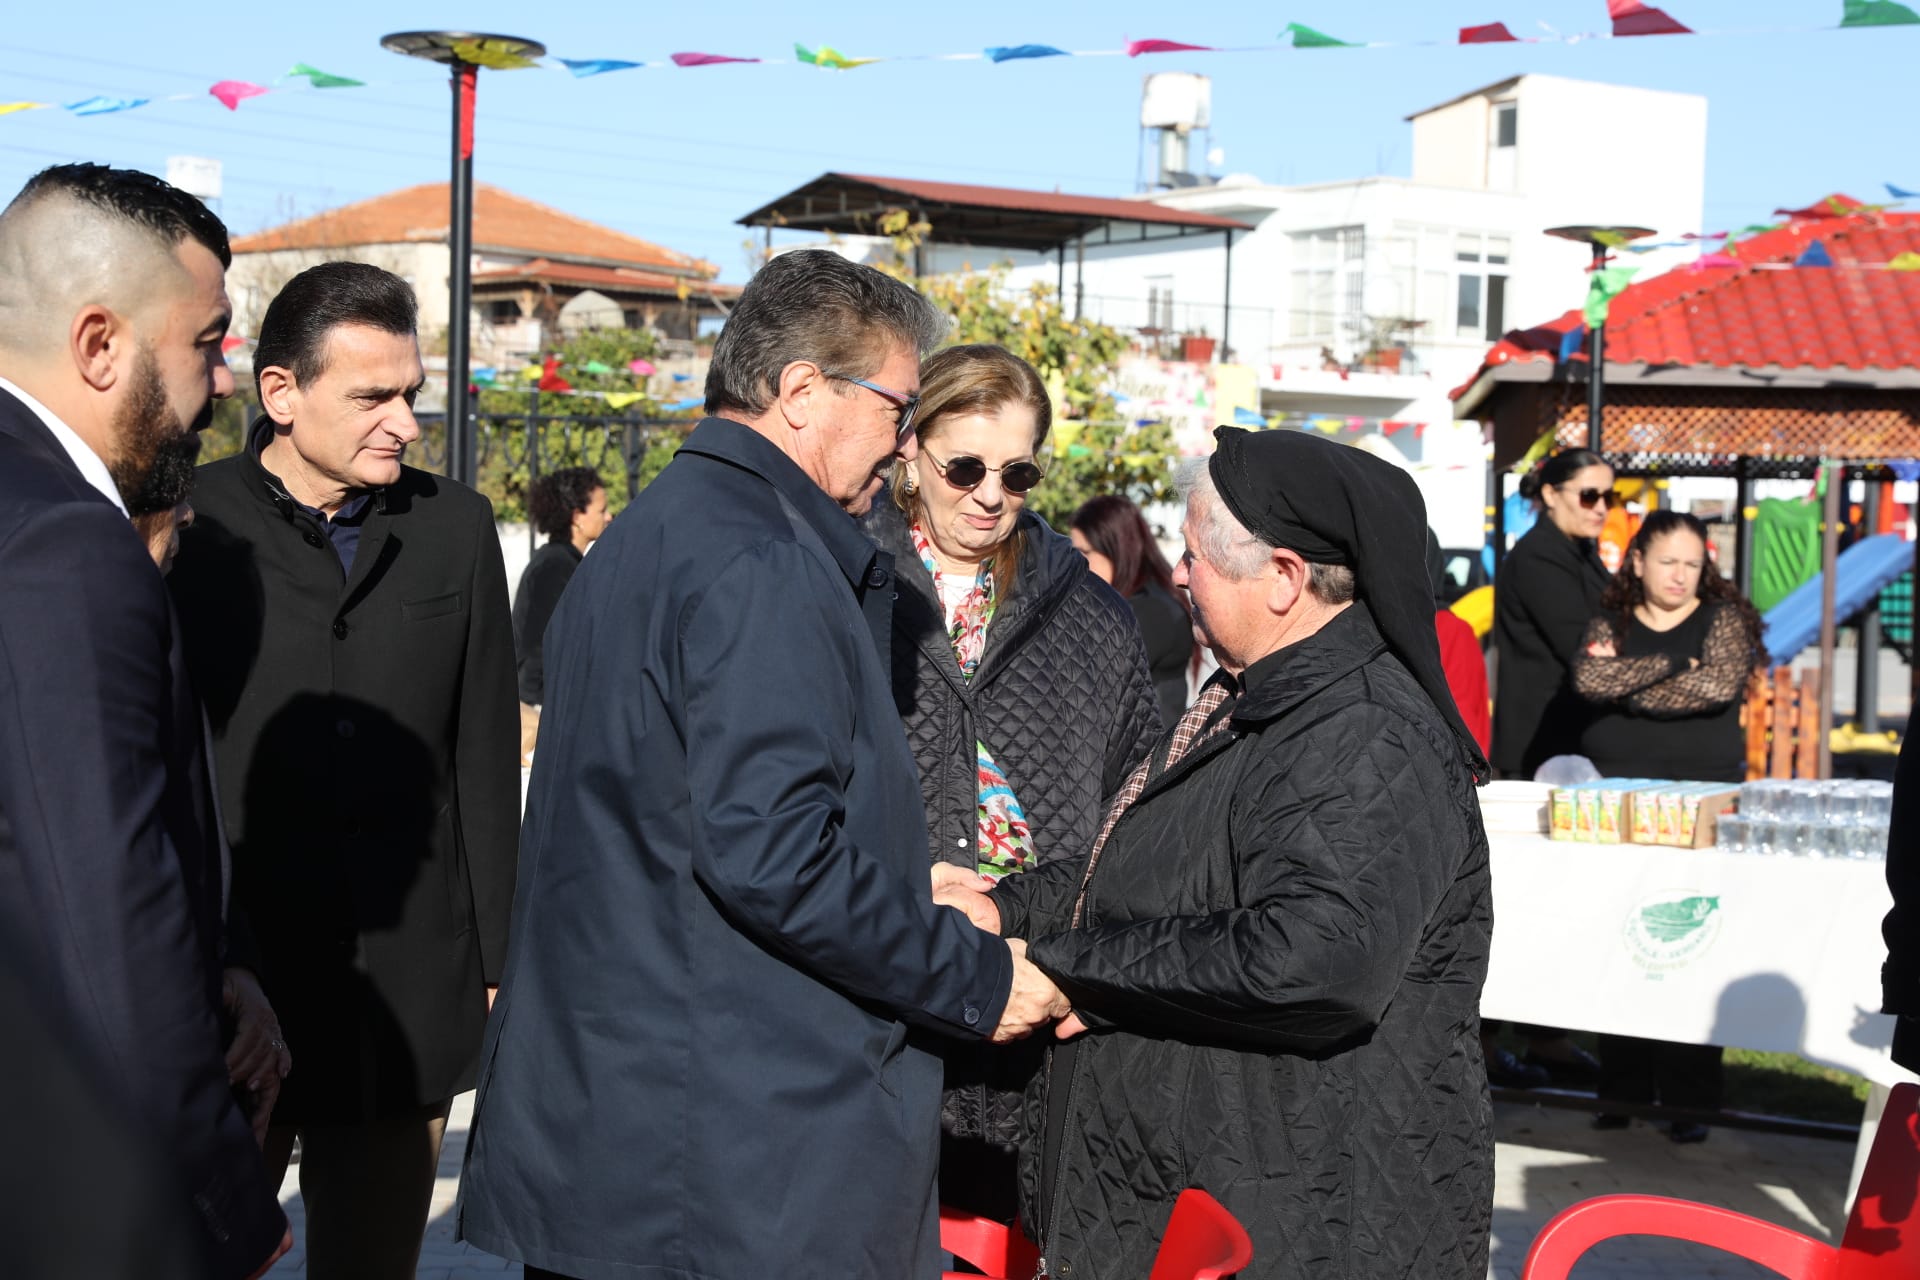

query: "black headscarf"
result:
(1209, 426), (1490, 780)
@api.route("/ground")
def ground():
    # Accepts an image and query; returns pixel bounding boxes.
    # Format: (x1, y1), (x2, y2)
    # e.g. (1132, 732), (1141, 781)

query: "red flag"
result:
(1459, 22), (1520, 42)
(1608, 0), (1692, 36)
(1773, 196), (1863, 220)
(537, 355), (573, 394)
(1125, 39), (1214, 56)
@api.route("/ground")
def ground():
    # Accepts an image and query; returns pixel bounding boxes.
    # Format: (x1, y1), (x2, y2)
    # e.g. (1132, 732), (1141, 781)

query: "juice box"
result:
(1595, 779), (1654, 844)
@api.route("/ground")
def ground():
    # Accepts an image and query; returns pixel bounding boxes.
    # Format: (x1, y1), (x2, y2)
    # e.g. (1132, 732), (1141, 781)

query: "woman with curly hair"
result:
(1572, 508), (1769, 1141)
(514, 467), (610, 759)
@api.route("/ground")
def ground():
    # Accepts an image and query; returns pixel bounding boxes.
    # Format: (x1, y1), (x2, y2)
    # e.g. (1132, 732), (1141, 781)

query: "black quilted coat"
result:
(995, 603), (1495, 1279)
(861, 500), (1161, 1147)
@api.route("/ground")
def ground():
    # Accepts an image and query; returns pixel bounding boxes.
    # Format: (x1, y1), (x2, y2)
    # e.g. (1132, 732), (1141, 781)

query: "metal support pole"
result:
(1056, 245), (1065, 304)
(1818, 461), (1840, 779)
(525, 387), (540, 562)
(1586, 243), (1606, 455)
(1074, 237), (1085, 321)
(1221, 230), (1234, 364)
(1734, 456), (1756, 600)
(1490, 459), (1508, 577)
(1859, 477), (1884, 733)
(447, 62), (478, 487)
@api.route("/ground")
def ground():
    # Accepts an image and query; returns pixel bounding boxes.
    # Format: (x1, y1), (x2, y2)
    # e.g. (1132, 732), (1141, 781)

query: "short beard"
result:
(108, 345), (210, 514)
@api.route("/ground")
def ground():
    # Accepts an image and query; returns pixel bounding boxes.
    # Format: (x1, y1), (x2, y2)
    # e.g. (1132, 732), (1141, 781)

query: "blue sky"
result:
(0, 2), (1910, 284)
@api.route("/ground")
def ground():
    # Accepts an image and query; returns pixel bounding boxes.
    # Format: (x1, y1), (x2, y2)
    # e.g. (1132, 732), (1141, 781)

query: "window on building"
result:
(1288, 226), (1364, 339)
(485, 299), (521, 325)
(1495, 102), (1517, 148)
(1452, 232), (1510, 339)
(1145, 275), (1175, 332)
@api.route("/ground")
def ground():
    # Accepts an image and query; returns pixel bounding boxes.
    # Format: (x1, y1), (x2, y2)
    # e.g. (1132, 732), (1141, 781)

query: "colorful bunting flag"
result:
(1282, 22), (1355, 47)
(1888, 183), (1920, 199)
(209, 80), (269, 111)
(1583, 265), (1638, 327)
(220, 336), (247, 355)
(66, 96), (148, 115)
(1842, 0), (1920, 26)
(0, 103), (48, 116)
(286, 63), (364, 88)
(985, 44), (1069, 62)
(580, 360), (615, 376)
(1690, 253), (1742, 270)
(628, 359), (657, 376)
(1890, 252), (1920, 270)
(538, 355), (573, 394)
(472, 367), (497, 384)
(520, 364), (543, 383)
(1795, 239), (1835, 267)
(560, 59), (644, 77)
(670, 52), (761, 66)
(451, 39), (542, 70)
(1609, 0), (1693, 36)
(1775, 197), (1851, 219)
(795, 43), (877, 69)
(1460, 22), (1521, 42)
(665, 396), (705, 411)
(1126, 39), (1215, 56)
(604, 391), (647, 410)
(1558, 324), (1587, 362)
(1232, 406), (1266, 426)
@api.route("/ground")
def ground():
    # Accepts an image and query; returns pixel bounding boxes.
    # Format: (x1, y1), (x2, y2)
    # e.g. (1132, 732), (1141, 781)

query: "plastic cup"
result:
(1715, 814), (1749, 853)
(1746, 817), (1779, 857)
(1782, 820), (1816, 857)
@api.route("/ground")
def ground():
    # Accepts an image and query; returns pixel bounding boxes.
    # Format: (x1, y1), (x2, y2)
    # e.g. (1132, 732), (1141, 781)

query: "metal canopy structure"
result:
(738, 172), (1252, 353)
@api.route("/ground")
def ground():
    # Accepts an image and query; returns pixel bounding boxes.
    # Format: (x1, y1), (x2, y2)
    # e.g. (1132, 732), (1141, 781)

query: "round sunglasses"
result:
(1559, 484), (1620, 510)
(924, 448), (1046, 495)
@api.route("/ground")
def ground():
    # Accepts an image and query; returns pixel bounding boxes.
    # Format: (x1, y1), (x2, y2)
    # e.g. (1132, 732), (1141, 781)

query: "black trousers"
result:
(1597, 1034), (1725, 1110)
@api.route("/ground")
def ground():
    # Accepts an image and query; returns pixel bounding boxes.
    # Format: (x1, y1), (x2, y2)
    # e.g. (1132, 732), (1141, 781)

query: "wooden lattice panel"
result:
(1536, 385), (1920, 470)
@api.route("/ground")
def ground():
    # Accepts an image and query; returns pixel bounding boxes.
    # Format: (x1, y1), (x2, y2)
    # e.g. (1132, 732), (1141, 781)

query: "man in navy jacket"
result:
(458, 250), (1066, 1280)
(0, 164), (287, 1278)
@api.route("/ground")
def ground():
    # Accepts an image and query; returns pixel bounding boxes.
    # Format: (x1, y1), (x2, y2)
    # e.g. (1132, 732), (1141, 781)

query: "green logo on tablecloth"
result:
(1624, 893), (1722, 973)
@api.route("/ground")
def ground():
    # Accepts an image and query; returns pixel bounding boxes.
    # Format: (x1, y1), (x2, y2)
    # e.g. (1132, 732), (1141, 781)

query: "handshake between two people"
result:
(930, 864), (1088, 1044)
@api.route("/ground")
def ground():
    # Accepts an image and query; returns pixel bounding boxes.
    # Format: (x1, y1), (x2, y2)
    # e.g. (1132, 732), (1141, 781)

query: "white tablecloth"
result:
(1484, 832), (1916, 1087)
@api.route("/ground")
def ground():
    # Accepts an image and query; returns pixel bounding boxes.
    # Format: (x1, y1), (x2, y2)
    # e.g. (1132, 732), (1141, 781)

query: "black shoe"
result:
(1591, 1112), (1630, 1130)
(1486, 1047), (1552, 1089)
(1523, 1044), (1602, 1086)
(1668, 1122), (1710, 1144)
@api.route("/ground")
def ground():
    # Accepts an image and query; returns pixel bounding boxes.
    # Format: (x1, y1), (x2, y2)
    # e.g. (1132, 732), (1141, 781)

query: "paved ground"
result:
(261, 1092), (1857, 1278)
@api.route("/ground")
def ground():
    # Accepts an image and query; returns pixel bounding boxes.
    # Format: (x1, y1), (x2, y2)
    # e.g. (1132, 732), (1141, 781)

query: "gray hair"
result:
(1175, 456), (1357, 602)
(704, 249), (949, 418)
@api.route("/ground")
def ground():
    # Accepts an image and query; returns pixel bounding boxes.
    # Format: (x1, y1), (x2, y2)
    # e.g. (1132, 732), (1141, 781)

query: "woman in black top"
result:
(1069, 495), (1196, 728)
(1491, 448), (1615, 780)
(1572, 509), (1769, 1140)
(513, 467), (609, 758)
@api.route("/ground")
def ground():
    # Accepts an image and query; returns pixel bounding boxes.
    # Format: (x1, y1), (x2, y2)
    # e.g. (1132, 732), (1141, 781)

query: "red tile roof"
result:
(233, 184), (717, 277)
(831, 174), (1253, 232)
(1453, 195), (1920, 399)
(472, 258), (742, 300)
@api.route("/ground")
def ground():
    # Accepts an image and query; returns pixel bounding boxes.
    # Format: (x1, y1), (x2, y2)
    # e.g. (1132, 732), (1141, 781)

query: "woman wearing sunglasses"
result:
(860, 343), (1161, 1223)
(1485, 446), (1615, 1089)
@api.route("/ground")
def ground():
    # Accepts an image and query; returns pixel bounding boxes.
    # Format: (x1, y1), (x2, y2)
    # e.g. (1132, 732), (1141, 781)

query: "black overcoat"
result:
(0, 389), (284, 1276)
(169, 433), (520, 1121)
(862, 498), (1160, 1144)
(994, 604), (1494, 1279)
(1490, 518), (1612, 778)
(1885, 730), (1920, 1070)
(456, 419), (1016, 1280)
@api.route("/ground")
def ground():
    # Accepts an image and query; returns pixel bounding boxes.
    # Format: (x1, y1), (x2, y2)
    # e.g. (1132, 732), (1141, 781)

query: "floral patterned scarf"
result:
(911, 523), (1036, 879)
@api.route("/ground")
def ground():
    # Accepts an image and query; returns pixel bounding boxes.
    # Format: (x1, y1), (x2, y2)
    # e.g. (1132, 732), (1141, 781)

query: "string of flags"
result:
(7, 4), (1920, 119)
(1226, 405), (1433, 437)
(467, 356), (705, 413)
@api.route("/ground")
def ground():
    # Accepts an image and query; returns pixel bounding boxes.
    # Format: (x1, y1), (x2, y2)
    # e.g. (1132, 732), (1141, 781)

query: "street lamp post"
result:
(381, 31), (545, 487)
(1544, 225), (1654, 456)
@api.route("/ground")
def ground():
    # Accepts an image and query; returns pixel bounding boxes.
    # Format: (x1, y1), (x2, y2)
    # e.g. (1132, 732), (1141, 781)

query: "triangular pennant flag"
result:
(1775, 197), (1855, 219)
(985, 44), (1069, 62)
(0, 102), (50, 116)
(520, 364), (543, 382)
(1690, 253), (1742, 270)
(286, 63), (364, 88)
(209, 80), (269, 111)
(451, 39), (541, 70)
(1558, 324), (1588, 362)
(1282, 22), (1355, 47)
(1795, 239), (1835, 267)
(1460, 22), (1521, 42)
(1381, 420), (1410, 435)
(580, 360), (615, 376)
(1583, 265), (1638, 328)
(1415, 422), (1431, 438)
(604, 391), (646, 410)
(665, 396), (705, 412)
(1888, 252), (1920, 270)
(1842, 0), (1920, 25)
(538, 355), (573, 394)
(220, 336), (247, 355)
(1232, 406), (1266, 426)
(670, 51), (761, 66)
(1681, 230), (1730, 240)
(559, 59), (644, 77)
(1887, 183), (1920, 200)
(1125, 39), (1215, 56)
(471, 367), (497, 384)
(795, 43), (878, 69)
(66, 96), (149, 115)
(627, 359), (657, 376)
(1609, 0), (1693, 36)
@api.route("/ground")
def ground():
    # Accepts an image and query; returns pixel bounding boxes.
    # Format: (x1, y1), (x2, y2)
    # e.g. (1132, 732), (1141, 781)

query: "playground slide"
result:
(1760, 533), (1913, 662)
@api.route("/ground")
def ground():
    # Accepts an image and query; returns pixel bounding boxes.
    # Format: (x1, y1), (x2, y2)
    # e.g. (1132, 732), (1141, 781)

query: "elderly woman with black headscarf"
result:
(938, 427), (1494, 1278)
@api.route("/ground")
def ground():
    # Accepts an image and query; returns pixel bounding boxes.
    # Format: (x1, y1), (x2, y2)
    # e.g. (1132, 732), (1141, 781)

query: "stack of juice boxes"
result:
(1546, 779), (1739, 847)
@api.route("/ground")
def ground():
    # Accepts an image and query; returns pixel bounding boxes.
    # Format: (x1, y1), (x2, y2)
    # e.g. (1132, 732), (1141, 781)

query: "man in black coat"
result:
(1885, 728), (1920, 1071)
(457, 249), (1066, 1280)
(170, 261), (520, 1279)
(942, 429), (1495, 1278)
(0, 163), (288, 1278)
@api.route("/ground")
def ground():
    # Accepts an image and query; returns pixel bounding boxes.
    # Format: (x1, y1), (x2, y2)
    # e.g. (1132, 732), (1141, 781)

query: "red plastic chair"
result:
(1521, 1081), (1920, 1280)
(940, 1188), (1253, 1280)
